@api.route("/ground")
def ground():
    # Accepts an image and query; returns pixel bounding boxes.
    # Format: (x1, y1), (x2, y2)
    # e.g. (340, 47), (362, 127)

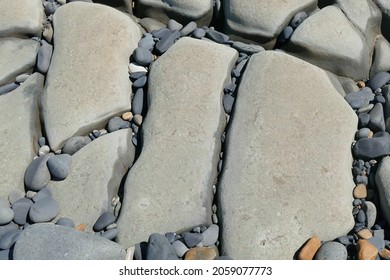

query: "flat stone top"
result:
(219, 51), (357, 259)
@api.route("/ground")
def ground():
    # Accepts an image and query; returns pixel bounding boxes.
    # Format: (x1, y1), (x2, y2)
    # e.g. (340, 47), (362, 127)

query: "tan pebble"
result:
(353, 184), (367, 199)
(368, 131), (374, 138)
(297, 236), (321, 260)
(357, 81), (365, 88)
(126, 246), (135, 260)
(43, 24), (53, 43)
(184, 246), (219, 260)
(379, 248), (390, 260)
(75, 223), (87, 232)
(122, 111), (133, 121)
(357, 239), (378, 260)
(133, 114), (143, 126)
(357, 229), (373, 239)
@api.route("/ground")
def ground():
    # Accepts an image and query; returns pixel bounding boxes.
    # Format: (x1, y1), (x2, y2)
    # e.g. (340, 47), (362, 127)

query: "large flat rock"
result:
(48, 129), (135, 231)
(136, 0), (213, 26)
(0, 38), (40, 86)
(287, 5), (370, 80)
(0, 74), (44, 199)
(116, 37), (237, 248)
(40, 2), (141, 151)
(223, 0), (317, 47)
(218, 51), (357, 260)
(0, 0), (44, 37)
(13, 223), (126, 260)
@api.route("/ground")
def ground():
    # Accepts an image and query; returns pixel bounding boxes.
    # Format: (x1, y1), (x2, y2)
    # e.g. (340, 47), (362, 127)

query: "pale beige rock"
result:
(116, 37), (237, 248)
(41, 2), (141, 150)
(219, 51), (357, 260)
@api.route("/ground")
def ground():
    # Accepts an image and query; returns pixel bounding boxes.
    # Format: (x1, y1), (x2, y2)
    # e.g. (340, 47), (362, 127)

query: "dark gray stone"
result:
(167, 19), (183, 31)
(11, 198), (33, 225)
(215, 255), (233, 260)
(0, 199), (14, 226)
(0, 82), (19, 95)
(151, 27), (172, 39)
(44, 2), (57, 16)
(100, 228), (119, 240)
(56, 217), (75, 228)
(353, 199), (362, 206)
(107, 117), (129, 133)
(364, 201), (377, 229)
(134, 241), (147, 260)
(223, 94), (235, 114)
(93, 212), (116, 232)
(359, 113), (370, 127)
(37, 40), (53, 74)
(290, 11), (308, 28)
(345, 88), (375, 109)
(206, 29), (229, 44)
(232, 59), (248, 78)
(130, 71), (146, 81)
(62, 136), (91, 155)
(155, 31), (181, 55)
(314, 241), (348, 260)
(132, 88), (144, 116)
(133, 75), (147, 88)
(277, 26), (294, 43)
(38, 137), (46, 147)
(182, 232), (203, 247)
(231, 41), (264, 55)
(336, 235), (351, 245)
(0, 222), (18, 239)
(353, 132), (390, 160)
(367, 72), (390, 91)
(145, 233), (178, 260)
(138, 33), (155, 51)
(47, 154), (72, 181)
(133, 47), (153, 66)
(180, 21), (197, 36)
(368, 103), (385, 132)
(369, 236), (385, 251)
(356, 128), (371, 139)
(0, 229), (22, 250)
(357, 209), (366, 223)
(32, 187), (52, 202)
(29, 197), (59, 223)
(201, 224), (219, 246)
(376, 95), (386, 104)
(355, 175), (368, 185)
(192, 28), (206, 39)
(13, 223), (126, 259)
(165, 232), (176, 243)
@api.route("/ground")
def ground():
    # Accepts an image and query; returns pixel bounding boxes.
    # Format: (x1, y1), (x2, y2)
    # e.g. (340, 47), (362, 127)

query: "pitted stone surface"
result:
(116, 37), (238, 248)
(0, 38), (40, 86)
(223, 0), (317, 47)
(40, 2), (141, 150)
(0, 74), (44, 199)
(287, 6), (370, 80)
(218, 51), (357, 260)
(136, 0), (213, 26)
(0, 0), (44, 37)
(48, 129), (135, 231)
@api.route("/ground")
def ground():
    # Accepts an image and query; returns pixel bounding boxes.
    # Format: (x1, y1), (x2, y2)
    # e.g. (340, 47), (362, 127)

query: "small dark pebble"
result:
(130, 71), (146, 81)
(357, 210), (366, 224)
(155, 31), (181, 55)
(277, 26), (294, 43)
(151, 27), (172, 39)
(165, 232), (176, 244)
(223, 94), (235, 114)
(132, 76), (147, 88)
(290, 11), (308, 28)
(100, 228), (119, 240)
(192, 28), (206, 39)
(132, 88), (144, 116)
(206, 29), (229, 44)
(93, 212), (116, 232)
(182, 232), (203, 248)
(358, 113), (370, 128)
(56, 217), (75, 228)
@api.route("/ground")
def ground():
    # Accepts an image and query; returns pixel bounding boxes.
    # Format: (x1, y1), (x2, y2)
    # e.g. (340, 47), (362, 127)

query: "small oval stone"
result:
(62, 136), (91, 155)
(24, 154), (52, 191)
(314, 242), (348, 260)
(100, 228), (119, 240)
(182, 232), (203, 248)
(0, 204), (14, 226)
(56, 217), (75, 228)
(32, 187), (52, 203)
(192, 28), (206, 39)
(357, 228), (373, 239)
(0, 229), (22, 250)
(11, 198), (33, 225)
(133, 75), (147, 88)
(122, 111), (133, 121)
(93, 212), (116, 232)
(29, 197), (59, 223)
(133, 47), (154, 66)
(129, 62), (147, 74)
(201, 224), (219, 246)
(47, 154), (72, 181)
(132, 88), (144, 116)
(107, 117), (129, 133)
(353, 184), (367, 199)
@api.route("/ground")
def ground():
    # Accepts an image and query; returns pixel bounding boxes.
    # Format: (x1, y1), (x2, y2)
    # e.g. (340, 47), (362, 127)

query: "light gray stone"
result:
(136, 0), (213, 27)
(13, 223), (126, 260)
(0, 74), (44, 199)
(40, 2), (141, 151)
(314, 241), (348, 260)
(201, 224), (219, 246)
(48, 129), (135, 231)
(287, 6), (370, 80)
(364, 201), (377, 229)
(370, 35), (390, 77)
(223, 0), (317, 47)
(375, 156), (390, 227)
(0, 0), (44, 37)
(116, 37), (238, 248)
(139, 17), (166, 33)
(0, 198), (14, 226)
(29, 197), (59, 223)
(0, 38), (40, 86)
(218, 51), (357, 260)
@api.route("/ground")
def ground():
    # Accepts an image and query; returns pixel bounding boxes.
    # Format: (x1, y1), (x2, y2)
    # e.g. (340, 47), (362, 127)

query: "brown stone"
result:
(75, 223), (86, 232)
(184, 246), (219, 260)
(357, 81), (365, 88)
(357, 239), (378, 260)
(297, 236), (321, 260)
(379, 248), (390, 260)
(357, 229), (373, 239)
(122, 111), (133, 121)
(353, 184), (367, 199)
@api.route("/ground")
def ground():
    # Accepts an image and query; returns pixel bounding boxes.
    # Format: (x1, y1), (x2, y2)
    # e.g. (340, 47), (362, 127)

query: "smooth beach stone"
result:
(184, 246), (219, 260)
(297, 236), (321, 260)
(290, 11), (308, 28)
(139, 17), (166, 33)
(46, 154), (72, 181)
(155, 30), (181, 55)
(36, 39), (53, 74)
(145, 233), (178, 260)
(344, 88), (375, 109)
(128, 62), (147, 74)
(201, 224), (219, 246)
(31, 188), (52, 203)
(130, 71), (146, 81)
(182, 232), (203, 248)
(8, 191), (25, 205)
(61, 136), (91, 155)
(93, 212), (116, 232)
(364, 201), (377, 229)
(180, 21), (197, 36)
(41, 2), (141, 151)
(107, 117), (129, 133)
(56, 217), (75, 228)
(0, 83), (19, 95)
(133, 47), (154, 66)
(151, 27), (171, 39)
(231, 41), (265, 55)
(132, 88), (144, 116)
(206, 29), (229, 44)
(11, 198), (33, 225)
(138, 33), (155, 51)
(100, 228), (119, 240)
(192, 28), (206, 39)
(0, 203), (14, 226)
(0, 230), (22, 250)
(28, 197), (59, 223)
(0, 223), (18, 239)
(353, 132), (390, 160)
(359, 113), (370, 128)
(133, 75), (147, 88)
(368, 72), (390, 91)
(24, 154), (52, 192)
(223, 94), (235, 114)
(277, 26), (294, 43)
(172, 240), (189, 258)
(314, 242), (348, 260)
(375, 156), (390, 226)
(368, 103), (385, 132)
(13, 223), (126, 260)
(356, 128), (372, 139)
(167, 19), (183, 31)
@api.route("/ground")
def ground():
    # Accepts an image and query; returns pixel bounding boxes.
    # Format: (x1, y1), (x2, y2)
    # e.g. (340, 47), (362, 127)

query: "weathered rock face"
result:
(218, 51), (357, 260)
(48, 129), (135, 231)
(370, 35), (390, 77)
(136, 0), (213, 26)
(0, 0), (44, 37)
(0, 74), (44, 199)
(40, 2), (141, 151)
(116, 37), (238, 248)
(223, 0), (317, 47)
(287, 5), (370, 80)
(375, 156), (390, 227)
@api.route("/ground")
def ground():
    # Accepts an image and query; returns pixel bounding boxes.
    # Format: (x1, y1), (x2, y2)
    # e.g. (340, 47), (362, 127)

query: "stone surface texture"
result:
(375, 156), (390, 227)
(370, 35), (390, 77)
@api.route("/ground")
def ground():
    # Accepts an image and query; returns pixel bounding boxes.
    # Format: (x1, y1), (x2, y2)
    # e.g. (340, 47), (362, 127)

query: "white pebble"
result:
(38, 145), (51, 156)
(129, 62), (147, 74)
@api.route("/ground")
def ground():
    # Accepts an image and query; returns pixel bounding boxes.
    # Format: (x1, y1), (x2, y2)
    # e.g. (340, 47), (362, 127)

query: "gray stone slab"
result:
(116, 37), (237, 248)
(287, 6), (370, 80)
(48, 129), (135, 231)
(13, 223), (126, 260)
(218, 51), (357, 260)
(0, 74), (44, 199)
(0, 0), (44, 37)
(0, 38), (40, 86)
(223, 0), (317, 47)
(370, 35), (390, 77)
(40, 2), (141, 151)
(136, 0), (213, 27)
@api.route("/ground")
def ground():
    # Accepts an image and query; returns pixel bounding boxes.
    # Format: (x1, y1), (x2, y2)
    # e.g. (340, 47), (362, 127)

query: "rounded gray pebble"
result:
(167, 19), (183, 31)
(56, 217), (75, 228)
(192, 28), (206, 39)
(47, 154), (72, 181)
(0, 222), (18, 239)
(107, 117), (130, 133)
(0, 229), (22, 250)
(165, 232), (176, 243)
(29, 197), (59, 223)
(355, 128), (371, 139)
(223, 94), (235, 114)
(37, 40), (53, 74)
(11, 198), (33, 225)
(32, 187), (52, 203)
(180, 21), (197, 36)
(172, 240), (189, 258)
(277, 26), (294, 43)
(133, 47), (154, 66)
(364, 201), (377, 229)
(201, 224), (219, 246)
(182, 232), (203, 248)
(24, 154), (52, 192)
(93, 212), (116, 232)
(62, 136), (91, 155)
(138, 33), (155, 51)
(132, 75), (147, 88)
(132, 88), (144, 116)
(314, 241), (347, 260)
(146, 233), (178, 260)
(290, 11), (308, 28)
(38, 137), (46, 147)
(0, 203), (14, 226)
(100, 228), (119, 240)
